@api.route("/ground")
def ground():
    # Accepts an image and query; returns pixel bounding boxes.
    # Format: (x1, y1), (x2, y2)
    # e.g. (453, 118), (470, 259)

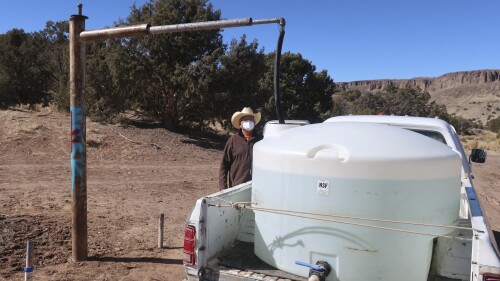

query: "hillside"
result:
(337, 70), (500, 125)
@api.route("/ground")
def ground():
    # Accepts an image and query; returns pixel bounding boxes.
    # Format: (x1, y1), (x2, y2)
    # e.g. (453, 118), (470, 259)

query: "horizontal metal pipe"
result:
(149, 18), (252, 35)
(252, 17), (285, 26)
(79, 17), (283, 41)
(80, 24), (150, 41)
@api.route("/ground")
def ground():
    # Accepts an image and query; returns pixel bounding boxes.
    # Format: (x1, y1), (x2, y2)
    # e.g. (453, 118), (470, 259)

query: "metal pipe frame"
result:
(79, 17), (285, 42)
(70, 4), (285, 262)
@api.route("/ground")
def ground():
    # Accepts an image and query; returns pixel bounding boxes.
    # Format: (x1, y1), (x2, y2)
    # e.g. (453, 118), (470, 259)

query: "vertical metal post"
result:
(24, 240), (34, 281)
(69, 3), (88, 262)
(158, 213), (165, 248)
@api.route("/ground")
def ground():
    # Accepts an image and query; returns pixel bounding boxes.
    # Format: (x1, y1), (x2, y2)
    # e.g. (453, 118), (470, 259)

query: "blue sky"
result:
(1, 0), (499, 82)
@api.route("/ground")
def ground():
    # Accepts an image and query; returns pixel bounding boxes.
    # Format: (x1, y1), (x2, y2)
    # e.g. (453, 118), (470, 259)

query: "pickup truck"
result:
(182, 115), (498, 281)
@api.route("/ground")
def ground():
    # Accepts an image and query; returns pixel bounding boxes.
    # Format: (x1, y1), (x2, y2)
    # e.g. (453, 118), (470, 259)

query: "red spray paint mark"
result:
(70, 111), (82, 153)
(70, 111), (72, 152)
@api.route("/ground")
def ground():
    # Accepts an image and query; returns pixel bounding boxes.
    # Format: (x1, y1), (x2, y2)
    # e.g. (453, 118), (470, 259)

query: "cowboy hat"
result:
(231, 107), (261, 129)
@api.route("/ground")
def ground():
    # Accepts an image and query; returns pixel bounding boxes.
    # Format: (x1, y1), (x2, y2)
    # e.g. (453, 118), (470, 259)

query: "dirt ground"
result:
(1, 109), (499, 281)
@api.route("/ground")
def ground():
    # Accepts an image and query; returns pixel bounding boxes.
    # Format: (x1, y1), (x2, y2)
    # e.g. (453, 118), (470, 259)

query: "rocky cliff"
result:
(337, 70), (500, 124)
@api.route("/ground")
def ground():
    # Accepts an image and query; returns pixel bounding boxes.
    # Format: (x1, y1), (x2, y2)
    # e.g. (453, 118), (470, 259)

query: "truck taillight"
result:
(183, 225), (196, 266)
(484, 273), (500, 281)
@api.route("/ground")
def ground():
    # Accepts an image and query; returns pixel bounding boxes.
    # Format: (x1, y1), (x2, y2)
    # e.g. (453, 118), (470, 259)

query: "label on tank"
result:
(316, 180), (330, 196)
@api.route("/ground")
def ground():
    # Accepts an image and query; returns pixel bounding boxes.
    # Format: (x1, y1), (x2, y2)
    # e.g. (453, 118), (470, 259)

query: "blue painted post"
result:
(69, 3), (88, 262)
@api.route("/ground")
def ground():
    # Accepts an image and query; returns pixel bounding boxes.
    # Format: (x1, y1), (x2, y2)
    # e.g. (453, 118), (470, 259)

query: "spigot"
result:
(295, 260), (332, 281)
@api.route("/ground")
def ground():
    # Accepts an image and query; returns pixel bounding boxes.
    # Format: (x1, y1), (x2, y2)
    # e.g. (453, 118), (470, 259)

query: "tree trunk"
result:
(162, 90), (178, 130)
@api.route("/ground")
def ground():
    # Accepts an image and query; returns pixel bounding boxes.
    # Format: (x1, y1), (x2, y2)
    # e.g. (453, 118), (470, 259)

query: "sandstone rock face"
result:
(337, 70), (500, 124)
(431, 70), (500, 89)
(337, 78), (433, 92)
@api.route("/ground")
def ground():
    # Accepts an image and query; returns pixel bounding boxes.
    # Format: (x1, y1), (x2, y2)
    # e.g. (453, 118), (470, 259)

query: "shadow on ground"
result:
(88, 256), (183, 265)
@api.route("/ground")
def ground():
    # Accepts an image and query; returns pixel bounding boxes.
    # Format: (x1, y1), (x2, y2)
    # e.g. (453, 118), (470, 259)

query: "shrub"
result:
(487, 117), (500, 133)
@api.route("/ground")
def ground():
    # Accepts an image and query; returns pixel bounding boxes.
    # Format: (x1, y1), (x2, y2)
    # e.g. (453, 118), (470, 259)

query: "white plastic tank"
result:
(252, 122), (461, 281)
(263, 120), (310, 138)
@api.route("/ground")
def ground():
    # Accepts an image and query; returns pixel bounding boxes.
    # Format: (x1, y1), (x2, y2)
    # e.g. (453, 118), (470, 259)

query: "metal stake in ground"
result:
(158, 214), (165, 248)
(24, 240), (34, 281)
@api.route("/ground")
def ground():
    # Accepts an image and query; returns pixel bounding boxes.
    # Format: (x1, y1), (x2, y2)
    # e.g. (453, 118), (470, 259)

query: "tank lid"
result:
(254, 122), (461, 179)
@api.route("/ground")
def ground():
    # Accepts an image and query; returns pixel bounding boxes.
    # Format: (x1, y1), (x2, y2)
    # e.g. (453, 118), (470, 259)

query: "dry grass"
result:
(14, 103), (57, 113)
(461, 130), (500, 153)
(87, 128), (105, 147)
(7, 123), (46, 137)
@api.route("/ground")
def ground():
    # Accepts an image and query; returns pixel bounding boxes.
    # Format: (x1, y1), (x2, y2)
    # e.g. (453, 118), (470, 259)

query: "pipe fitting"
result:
(308, 275), (321, 281)
(308, 261), (332, 281)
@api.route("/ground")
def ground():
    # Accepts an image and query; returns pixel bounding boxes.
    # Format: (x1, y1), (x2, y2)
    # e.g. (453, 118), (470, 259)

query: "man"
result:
(219, 107), (262, 190)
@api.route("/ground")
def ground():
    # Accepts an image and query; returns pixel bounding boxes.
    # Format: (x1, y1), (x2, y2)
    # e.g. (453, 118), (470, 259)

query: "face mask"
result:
(241, 120), (255, 131)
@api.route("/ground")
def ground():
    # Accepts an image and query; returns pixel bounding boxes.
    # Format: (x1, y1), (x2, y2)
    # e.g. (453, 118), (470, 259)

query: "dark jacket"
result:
(219, 130), (261, 189)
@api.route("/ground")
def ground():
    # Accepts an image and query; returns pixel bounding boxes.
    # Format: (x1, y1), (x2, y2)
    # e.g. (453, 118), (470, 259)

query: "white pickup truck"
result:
(182, 115), (498, 281)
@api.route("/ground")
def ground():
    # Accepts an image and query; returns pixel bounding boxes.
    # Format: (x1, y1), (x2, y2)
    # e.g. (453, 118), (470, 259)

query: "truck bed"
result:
(206, 241), (306, 281)
(185, 184), (478, 281)
(203, 240), (464, 281)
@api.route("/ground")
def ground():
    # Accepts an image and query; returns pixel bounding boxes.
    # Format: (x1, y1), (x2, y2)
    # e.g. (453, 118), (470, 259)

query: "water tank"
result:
(252, 122), (461, 281)
(263, 120), (310, 138)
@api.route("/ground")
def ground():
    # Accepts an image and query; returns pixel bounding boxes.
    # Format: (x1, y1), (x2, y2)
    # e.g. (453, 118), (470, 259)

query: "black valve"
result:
(309, 261), (332, 281)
